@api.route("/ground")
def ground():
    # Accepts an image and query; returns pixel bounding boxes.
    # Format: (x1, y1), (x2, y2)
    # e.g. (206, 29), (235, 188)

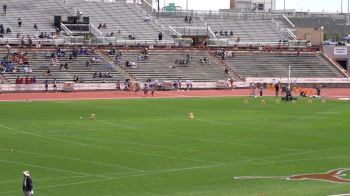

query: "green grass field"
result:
(1, 97), (350, 196)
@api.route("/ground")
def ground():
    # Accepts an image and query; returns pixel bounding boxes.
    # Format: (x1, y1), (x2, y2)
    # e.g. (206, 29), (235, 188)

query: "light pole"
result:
(341, 0), (343, 13)
(284, 0), (286, 11)
(186, 0), (188, 10)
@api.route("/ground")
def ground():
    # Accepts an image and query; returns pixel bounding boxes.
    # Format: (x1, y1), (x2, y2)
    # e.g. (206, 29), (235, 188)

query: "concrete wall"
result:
(323, 45), (350, 74)
(296, 27), (323, 47)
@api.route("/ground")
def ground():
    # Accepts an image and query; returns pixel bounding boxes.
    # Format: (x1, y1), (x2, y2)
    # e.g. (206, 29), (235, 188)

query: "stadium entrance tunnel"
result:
(336, 60), (348, 70)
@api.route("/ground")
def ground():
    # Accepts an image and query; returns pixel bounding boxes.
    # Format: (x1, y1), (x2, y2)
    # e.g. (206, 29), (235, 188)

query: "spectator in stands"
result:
(224, 31), (228, 36)
(296, 50), (301, 59)
(219, 30), (223, 36)
(230, 31), (233, 36)
(0, 24), (4, 34)
(224, 67), (229, 76)
(158, 32), (163, 41)
(27, 35), (32, 46)
(103, 23), (107, 28)
(125, 60), (130, 68)
(85, 60), (91, 69)
(130, 61), (137, 69)
(6, 27), (11, 34)
(15, 76), (20, 84)
(189, 17), (192, 24)
(18, 18), (22, 27)
(64, 62), (69, 71)
(34, 23), (38, 30)
(108, 48), (116, 55)
(236, 36), (240, 43)
(128, 33), (135, 40)
(184, 16), (188, 22)
(186, 54), (191, 64)
(3, 4), (7, 15)
(144, 15), (151, 22)
(32, 76), (36, 84)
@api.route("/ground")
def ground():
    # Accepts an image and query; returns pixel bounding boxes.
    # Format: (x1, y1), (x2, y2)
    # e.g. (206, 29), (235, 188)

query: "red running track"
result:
(0, 89), (349, 102)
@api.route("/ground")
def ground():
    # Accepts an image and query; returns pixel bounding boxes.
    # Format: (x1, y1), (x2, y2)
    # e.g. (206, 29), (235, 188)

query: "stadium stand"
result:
(112, 50), (227, 82)
(0, 49), (126, 84)
(0, 0), (70, 38)
(62, 0), (171, 40)
(204, 17), (286, 42)
(223, 52), (346, 78)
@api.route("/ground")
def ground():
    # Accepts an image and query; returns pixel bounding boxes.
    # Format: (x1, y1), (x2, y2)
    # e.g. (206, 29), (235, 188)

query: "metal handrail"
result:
(60, 23), (73, 38)
(200, 16), (216, 39)
(282, 14), (295, 28)
(168, 26), (182, 38)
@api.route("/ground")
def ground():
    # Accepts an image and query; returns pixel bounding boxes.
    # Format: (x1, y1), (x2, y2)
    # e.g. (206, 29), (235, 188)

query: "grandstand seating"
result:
(0, 50), (126, 84)
(63, 0), (171, 40)
(0, 0), (70, 38)
(112, 50), (226, 82)
(204, 17), (285, 42)
(223, 52), (346, 78)
(157, 16), (209, 37)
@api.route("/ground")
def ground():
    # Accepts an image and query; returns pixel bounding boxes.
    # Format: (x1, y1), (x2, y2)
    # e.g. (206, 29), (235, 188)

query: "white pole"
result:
(186, 0), (188, 10)
(284, 0), (286, 11)
(288, 65), (291, 88)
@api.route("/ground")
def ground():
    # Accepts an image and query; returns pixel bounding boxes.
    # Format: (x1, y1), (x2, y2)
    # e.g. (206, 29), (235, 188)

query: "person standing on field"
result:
(22, 171), (33, 196)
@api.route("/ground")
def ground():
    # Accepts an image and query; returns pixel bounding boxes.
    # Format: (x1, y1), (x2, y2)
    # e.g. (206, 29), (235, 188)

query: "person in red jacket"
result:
(15, 76), (20, 84)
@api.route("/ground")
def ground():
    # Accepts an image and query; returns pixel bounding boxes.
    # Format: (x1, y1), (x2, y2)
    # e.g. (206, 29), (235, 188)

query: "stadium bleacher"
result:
(223, 52), (345, 78)
(0, 50), (126, 84)
(204, 17), (285, 42)
(0, 0), (348, 88)
(110, 50), (227, 82)
(62, 0), (171, 40)
(0, 0), (70, 38)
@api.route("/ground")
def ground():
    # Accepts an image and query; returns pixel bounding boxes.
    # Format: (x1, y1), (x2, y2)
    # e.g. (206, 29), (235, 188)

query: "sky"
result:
(161, 0), (349, 13)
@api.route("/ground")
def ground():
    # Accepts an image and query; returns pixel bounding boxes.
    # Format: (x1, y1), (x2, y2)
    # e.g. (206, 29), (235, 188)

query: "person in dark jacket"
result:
(22, 171), (33, 196)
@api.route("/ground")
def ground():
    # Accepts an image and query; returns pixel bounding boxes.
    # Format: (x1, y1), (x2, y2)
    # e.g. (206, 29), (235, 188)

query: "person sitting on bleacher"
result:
(6, 27), (11, 35)
(0, 24), (4, 34)
(130, 61), (137, 69)
(98, 23), (102, 29)
(64, 62), (69, 71)
(18, 18), (22, 27)
(128, 33), (135, 40)
(230, 31), (233, 36)
(108, 48), (116, 55)
(34, 23), (38, 30)
(144, 15), (151, 22)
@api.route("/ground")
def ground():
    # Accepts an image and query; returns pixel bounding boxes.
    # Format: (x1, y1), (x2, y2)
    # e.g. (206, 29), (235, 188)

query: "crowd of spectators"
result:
(0, 24), (11, 36)
(214, 30), (234, 38)
(0, 50), (30, 73)
(93, 71), (113, 79)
